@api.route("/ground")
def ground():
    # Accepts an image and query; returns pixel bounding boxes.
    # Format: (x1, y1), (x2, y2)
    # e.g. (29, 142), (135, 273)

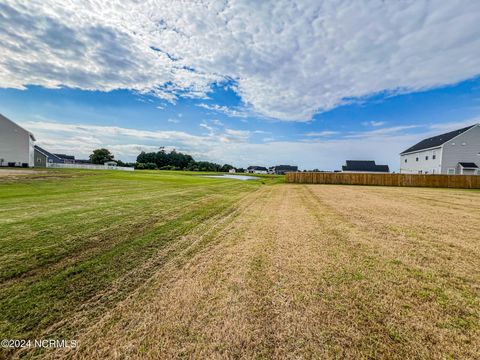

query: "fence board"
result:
(285, 172), (480, 189)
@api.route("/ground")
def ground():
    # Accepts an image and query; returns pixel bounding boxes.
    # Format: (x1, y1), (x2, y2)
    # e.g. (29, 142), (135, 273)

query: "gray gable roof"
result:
(400, 124), (477, 154)
(34, 145), (64, 162)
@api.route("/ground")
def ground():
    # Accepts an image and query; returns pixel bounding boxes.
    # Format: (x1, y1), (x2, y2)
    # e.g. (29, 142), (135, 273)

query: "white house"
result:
(400, 124), (480, 175)
(246, 166), (268, 174)
(0, 114), (36, 167)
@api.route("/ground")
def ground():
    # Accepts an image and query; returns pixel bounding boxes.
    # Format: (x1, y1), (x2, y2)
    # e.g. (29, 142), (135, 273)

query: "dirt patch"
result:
(0, 169), (47, 177)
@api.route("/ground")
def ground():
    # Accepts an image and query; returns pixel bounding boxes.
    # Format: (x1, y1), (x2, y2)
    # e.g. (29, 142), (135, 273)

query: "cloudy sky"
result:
(1, 0), (480, 170)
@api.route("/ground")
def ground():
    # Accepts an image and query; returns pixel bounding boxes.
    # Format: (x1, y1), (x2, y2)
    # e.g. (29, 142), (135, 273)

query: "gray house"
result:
(400, 124), (480, 175)
(34, 145), (64, 167)
(0, 114), (35, 167)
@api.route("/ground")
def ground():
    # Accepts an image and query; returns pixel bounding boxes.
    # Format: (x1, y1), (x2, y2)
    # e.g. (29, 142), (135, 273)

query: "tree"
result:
(90, 148), (114, 164)
(221, 164), (234, 172)
(137, 151), (156, 164)
(155, 149), (169, 168)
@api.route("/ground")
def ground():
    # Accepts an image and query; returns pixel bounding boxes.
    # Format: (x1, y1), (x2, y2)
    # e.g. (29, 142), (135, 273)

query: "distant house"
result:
(34, 145), (76, 168)
(246, 166), (268, 174)
(400, 124), (480, 175)
(54, 153), (75, 164)
(104, 160), (118, 168)
(0, 114), (35, 167)
(75, 159), (92, 164)
(342, 160), (390, 173)
(229, 168), (236, 173)
(268, 165), (298, 175)
(34, 145), (64, 167)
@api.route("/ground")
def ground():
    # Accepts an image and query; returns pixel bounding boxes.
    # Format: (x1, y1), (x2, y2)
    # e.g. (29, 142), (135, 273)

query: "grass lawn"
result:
(0, 169), (479, 359)
(0, 170), (279, 352)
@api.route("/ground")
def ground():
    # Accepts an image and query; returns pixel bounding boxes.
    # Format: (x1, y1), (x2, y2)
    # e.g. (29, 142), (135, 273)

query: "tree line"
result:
(88, 148), (243, 172)
(136, 149), (243, 172)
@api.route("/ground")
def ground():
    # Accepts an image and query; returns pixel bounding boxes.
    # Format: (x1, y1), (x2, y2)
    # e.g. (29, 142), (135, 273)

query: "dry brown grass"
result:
(43, 185), (479, 359)
(0, 169), (47, 177)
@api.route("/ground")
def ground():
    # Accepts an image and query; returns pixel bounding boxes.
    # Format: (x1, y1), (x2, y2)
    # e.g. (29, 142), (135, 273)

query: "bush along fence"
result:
(285, 172), (480, 189)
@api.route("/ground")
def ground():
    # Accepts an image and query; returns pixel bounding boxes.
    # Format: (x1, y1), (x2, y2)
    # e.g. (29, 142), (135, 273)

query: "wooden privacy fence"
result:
(285, 172), (480, 189)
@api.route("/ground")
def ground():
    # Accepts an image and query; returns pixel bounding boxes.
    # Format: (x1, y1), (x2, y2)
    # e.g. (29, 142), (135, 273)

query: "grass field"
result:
(0, 169), (479, 359)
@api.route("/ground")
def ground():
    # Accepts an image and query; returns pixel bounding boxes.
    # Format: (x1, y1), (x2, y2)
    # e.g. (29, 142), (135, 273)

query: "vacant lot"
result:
(0, 170), (479, 359)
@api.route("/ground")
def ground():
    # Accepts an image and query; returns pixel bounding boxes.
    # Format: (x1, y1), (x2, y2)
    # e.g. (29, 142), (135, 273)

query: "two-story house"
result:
(400, 124), (480, 175)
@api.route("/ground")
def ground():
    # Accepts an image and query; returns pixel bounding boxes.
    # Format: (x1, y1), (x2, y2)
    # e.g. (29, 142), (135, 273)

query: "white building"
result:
(246, 166), (268, 174)
(400, 124), (480, 175)
(0, 114), (36, 167)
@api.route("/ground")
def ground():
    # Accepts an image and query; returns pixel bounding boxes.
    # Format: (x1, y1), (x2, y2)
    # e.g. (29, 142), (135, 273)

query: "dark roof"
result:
(54, 153), (75, 160)
(342, 160), (390, 172)
(400, 125), (477, 154)
(247, 166), (268, 171)
(34, 145), (63, 161)
(273, 165), (298, 171)
(458, 162), (478, 168)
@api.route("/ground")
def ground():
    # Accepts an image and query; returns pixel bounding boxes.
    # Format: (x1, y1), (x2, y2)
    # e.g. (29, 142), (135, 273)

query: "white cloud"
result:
(21, 119), (257, 159)
(197, 103), (248, 118)
(167, 118), (180, 123)
(17, 118), (449, 171)
(345, 125), (419, 138)
(428, 118), (480, 131)
(362, 121), (385, 127)
(304, 131), (338, 137)
(1, 1), (480, 121)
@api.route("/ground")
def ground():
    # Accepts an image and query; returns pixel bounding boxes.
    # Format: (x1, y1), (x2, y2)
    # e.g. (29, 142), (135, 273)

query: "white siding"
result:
(441, 125), (480, 174)
(400, 147), (442, 174)
(0, 114), (35, 167)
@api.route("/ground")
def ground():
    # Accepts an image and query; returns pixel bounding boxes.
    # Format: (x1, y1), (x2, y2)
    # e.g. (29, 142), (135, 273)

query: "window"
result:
(448, 168), (455, 175)
(416, 157), (419, 162)
(404, 159), (407, 163)
(432, 155), (436, 160)
(425, 156), (429, 160)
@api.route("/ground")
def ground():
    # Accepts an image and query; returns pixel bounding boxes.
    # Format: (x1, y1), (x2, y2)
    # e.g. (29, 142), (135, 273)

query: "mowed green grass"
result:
(0, 170), (277, 341)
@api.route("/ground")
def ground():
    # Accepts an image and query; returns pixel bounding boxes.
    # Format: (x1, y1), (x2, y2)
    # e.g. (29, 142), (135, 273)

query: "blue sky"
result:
(1, 1), (480, 170)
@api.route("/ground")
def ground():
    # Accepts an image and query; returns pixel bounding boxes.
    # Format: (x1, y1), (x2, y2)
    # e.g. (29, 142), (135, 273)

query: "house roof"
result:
(273, 165), (298, 170)
(247, 166), (268, 171)
(342, 160), (390, 172)
(34, 145), (63, 161)
(400, 124), (477, 154)
(54, 153), (75, 160)
(458, 162), (478, 168)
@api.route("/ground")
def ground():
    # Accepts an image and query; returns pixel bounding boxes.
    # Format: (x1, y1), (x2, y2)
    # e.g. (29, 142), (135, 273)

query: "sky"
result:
(0, 0), (480, 170)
